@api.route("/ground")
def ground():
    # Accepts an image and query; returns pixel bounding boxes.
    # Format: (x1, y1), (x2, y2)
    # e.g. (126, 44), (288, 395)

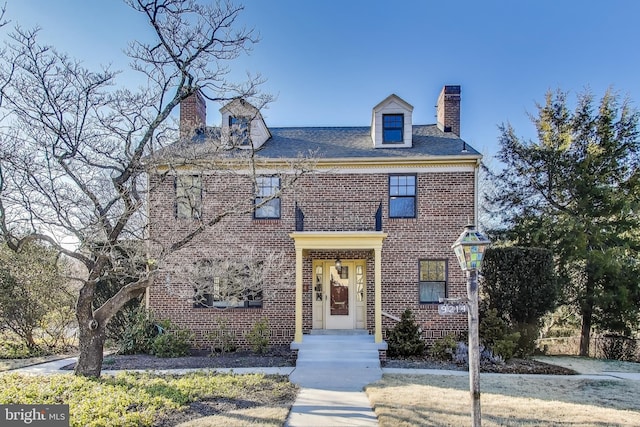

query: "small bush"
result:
(0, 339), (41, 359)
(386, 309), (424, 358)
(513, 323), (540, 357)
(118, 307), (159, 355)
(151, 321), (193, 358)
(600, 334), (638, 361)
(245, 318), (270, 354)
(429, 334), (458, 361)
(208, 318), (237, 355)
(480, 308), (520, 361)
(454, 341), (505, 365)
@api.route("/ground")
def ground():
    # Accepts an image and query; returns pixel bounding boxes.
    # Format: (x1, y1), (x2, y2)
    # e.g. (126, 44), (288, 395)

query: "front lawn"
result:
(0, 372), (297, 427)
(367, 373), (640, 426)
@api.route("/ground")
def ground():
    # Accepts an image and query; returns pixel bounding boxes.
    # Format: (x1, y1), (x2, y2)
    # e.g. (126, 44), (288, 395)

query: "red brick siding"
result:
(148, 170), (475, 348)
(180, 91), (206, 137)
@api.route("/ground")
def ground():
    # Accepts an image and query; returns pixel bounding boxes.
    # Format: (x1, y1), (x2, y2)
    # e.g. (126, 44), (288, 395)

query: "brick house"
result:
(146, 85), (481, 350)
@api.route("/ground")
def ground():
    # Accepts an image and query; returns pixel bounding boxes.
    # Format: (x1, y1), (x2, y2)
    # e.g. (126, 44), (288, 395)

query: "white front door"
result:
(311, 259), (366, 331)
(325, 263), (354, 329)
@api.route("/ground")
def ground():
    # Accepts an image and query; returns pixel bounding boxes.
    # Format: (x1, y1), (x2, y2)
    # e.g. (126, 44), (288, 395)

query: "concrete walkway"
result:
(8, 357), (294, 377)
(286, 334), (386, 426)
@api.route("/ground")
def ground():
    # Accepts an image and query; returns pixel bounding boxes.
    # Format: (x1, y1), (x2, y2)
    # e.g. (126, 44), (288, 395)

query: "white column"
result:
(374, 246), (383, 343)
(294, 246), (304, 343)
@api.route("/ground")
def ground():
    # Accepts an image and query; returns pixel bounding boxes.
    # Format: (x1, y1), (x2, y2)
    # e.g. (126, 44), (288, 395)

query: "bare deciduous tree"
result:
(0, 0), (311, 377)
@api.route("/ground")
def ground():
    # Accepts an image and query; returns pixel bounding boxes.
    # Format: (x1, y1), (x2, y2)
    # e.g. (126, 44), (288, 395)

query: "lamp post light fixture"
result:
(451, 224), (491, 427)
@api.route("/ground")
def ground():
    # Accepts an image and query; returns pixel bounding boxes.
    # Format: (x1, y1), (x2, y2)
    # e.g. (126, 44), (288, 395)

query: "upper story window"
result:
(383, 114), (404, 143)
(175, 175), (202, 219)
(419, 260), (447, 303)
(229, 116), (250, 146)
(389, 174), (416, 218)
(255, 176), (281, 219)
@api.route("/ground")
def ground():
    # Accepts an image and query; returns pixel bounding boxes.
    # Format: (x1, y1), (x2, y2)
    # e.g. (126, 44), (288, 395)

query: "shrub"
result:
(599, 334), (638, 361)
(454, 341), (506, 365)
(479, 309), (520, 361)
(151, 321), (193, 358)
(208, 318), (237, 355)
(117, 307), (159, 355)
(0, 339), (39, 359)
(429, 334), (458, 361)
(245, 318), (270, 354)
(386, 309), (424, 358)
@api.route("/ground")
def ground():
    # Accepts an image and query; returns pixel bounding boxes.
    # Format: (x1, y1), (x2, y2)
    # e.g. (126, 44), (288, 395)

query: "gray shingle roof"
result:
(255, 125), (479, 159)
(148, 124), (480, 164)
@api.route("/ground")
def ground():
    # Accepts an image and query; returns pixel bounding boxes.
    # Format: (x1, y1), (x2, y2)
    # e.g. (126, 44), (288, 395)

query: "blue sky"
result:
(5, 0), (640, 160)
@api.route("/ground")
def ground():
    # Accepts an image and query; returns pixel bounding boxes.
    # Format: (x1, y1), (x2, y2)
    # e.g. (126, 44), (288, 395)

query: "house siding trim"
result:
(290, 231), (387, 343)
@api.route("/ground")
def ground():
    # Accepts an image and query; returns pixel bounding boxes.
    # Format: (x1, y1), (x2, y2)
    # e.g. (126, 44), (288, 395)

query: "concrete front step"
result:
(296, 343), (381, 352)
(292, 335), (384, 367)
(292, 334), (386, 350)
(289, 334), (385, 391)
(308, 329), (369, 335)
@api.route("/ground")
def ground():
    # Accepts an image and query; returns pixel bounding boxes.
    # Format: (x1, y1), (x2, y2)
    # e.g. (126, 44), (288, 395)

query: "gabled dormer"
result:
(371, 94), (414, 148)
(220, 99), (271, 149)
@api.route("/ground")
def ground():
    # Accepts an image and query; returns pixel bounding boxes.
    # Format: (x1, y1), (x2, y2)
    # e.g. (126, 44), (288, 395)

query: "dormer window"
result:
(229, 116), (250, 146)
(220, 99), (271, 149)
(371, 94), (413, 148)
(383, 114), (404, 143)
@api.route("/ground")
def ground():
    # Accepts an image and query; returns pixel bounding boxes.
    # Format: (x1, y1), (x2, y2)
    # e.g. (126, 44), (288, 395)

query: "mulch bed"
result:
(61, 346), (296, 371)
(383, 356), (578, 375)
(61, 346), (576, 375)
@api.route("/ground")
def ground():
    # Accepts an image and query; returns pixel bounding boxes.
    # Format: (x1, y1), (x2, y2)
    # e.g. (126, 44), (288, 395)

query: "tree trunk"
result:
(75, 322), (106, 377)
(74, 281), (106, 377)
(25, 330), (37, 350)
(579, 264), (595, 357)
(579, 303), (593, 357)
(73, 272), (149, 377)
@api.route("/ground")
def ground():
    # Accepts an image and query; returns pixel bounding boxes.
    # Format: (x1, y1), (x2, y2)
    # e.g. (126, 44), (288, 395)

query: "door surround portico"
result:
(289, 231), (387, 343)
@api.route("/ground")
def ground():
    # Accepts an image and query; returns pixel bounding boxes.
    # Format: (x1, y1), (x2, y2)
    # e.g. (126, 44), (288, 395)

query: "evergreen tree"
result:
(485, 89), (640, 355)
(482, 247), (558, 355)
(386, 309), (424, 358)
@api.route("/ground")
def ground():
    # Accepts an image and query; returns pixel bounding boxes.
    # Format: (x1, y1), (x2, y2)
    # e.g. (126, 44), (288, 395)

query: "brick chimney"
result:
(180, 90), (206, 138)
(436, 85), (461, 136)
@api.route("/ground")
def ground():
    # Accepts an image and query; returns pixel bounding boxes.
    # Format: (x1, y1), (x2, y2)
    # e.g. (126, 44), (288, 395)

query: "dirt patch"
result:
(383, 355), (578, 375)
(60, 346), (295, 371)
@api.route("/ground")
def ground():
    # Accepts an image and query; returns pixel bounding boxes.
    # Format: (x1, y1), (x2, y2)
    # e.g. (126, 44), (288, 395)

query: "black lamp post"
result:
(452, 224), (490, 427)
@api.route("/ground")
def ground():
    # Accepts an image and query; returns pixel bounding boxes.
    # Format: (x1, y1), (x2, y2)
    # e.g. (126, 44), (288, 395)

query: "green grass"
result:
(0, 372), (297, 427)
